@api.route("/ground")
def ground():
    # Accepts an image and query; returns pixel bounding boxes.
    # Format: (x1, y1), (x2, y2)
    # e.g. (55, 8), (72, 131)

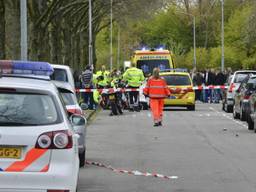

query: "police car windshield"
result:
(0, 93), (60, 126)
(50, 69), (68, 82)
(137, 60), (170, 75)
(162, 75), (191, 86)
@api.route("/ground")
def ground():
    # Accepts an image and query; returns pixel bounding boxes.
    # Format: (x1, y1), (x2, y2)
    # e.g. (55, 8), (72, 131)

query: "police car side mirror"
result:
(80, 103), (88, 110)
(70, 114), (86, 126)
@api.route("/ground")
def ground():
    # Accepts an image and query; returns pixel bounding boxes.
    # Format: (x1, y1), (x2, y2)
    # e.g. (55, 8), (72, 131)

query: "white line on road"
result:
(209, 107), (247, 128)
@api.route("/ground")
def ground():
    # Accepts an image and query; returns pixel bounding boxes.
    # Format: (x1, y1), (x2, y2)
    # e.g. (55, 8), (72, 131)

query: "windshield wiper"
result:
(0, 122), (39, 126)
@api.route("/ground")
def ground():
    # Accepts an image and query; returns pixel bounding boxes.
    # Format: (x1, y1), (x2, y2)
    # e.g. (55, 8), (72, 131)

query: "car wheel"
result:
(79, 149), (86, 167)
(187, 105), (195, 111)
(227, 105), (233, 113)
(247, 115), (254, 130)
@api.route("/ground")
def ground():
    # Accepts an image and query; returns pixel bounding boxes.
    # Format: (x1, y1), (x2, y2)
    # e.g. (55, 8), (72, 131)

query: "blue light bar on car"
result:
(0, 60), (53, 76)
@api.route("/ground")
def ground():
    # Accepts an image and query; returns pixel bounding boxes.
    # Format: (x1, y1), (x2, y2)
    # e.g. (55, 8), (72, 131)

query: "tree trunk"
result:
(49, 17), (63, 64)
(0, 0), (5, 59)
(73, 33), (81, 70)
(63, 18), (72, 66)
(4, 0), (20, 59)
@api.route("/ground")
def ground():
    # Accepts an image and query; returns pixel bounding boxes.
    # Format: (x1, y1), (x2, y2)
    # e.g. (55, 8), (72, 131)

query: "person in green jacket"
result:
(123, 63), (145, 112)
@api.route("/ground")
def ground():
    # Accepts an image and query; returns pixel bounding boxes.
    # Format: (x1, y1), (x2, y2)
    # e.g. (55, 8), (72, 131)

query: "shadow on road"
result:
(163, 108), (189, 111)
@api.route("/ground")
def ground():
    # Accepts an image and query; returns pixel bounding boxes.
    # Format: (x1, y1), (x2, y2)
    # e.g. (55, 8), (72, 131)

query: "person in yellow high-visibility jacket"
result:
(123, 63), (145, 112)
(96, 65), (110, 86)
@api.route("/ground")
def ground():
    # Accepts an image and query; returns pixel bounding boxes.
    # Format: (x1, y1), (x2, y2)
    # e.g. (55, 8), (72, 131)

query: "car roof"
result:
(0, 76), (57, 93)
(52, 64), (71, 70)
(160, 71), (190, 76)
(52, 80), (75, 94)
(234, 70), (256, 74)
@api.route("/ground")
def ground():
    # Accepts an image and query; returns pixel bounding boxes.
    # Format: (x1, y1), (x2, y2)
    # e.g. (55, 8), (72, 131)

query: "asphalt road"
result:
(78, 103), (256, 192)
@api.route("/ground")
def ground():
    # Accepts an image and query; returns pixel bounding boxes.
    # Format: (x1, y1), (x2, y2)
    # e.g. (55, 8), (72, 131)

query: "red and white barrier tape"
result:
(76, 88), (139, 93)
(76, 85), (228, 93)
(85, 160), (178, 180)
(193, 85), (228, 90)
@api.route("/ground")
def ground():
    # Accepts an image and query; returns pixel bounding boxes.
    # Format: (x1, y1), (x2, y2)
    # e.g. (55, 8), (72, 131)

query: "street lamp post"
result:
(110, 0), (113, 71)
(117, 26), (120, 70)
(20, 0), (27, 60)
(88, 0), (93, 70)
(193, 16), (196, 69)
(177, 11), (196, 69)
(221, 0), (225, 72)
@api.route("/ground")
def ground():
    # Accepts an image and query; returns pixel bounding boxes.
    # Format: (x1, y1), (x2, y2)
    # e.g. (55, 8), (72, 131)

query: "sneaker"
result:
(154, 123), (159, 127)
(158, 122), (162, 126)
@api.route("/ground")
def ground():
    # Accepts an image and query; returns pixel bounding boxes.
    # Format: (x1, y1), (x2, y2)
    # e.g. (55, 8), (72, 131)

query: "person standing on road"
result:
(81, 65), (94, 110)
(123, 63), (145, 112)
(193, 71), (204, 101)
(143, 68), (170, 126)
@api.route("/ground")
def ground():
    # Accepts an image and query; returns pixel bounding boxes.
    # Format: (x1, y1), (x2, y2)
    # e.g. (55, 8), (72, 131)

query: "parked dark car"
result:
(233, 75), (252, 121)
(246, 76), (256, 130)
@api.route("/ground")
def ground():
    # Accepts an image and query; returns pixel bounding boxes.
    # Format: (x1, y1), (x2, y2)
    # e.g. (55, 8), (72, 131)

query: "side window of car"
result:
(57, 90), (69, 117)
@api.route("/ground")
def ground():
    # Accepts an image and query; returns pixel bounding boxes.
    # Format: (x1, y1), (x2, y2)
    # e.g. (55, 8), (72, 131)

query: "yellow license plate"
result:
(0, 147), (21, 159)
(109, 95), (115, 100)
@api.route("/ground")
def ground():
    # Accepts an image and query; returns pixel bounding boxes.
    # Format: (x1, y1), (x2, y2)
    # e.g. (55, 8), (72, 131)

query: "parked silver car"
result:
(53, 81), (87, 167)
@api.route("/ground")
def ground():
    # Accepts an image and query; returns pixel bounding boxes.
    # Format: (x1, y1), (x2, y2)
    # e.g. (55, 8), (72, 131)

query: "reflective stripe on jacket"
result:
(143, 77), (170, 98)
(123, 67), (145, 87)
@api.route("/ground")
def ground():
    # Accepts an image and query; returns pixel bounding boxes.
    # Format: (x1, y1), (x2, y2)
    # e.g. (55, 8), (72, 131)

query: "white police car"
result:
(0, 60), (79, 192)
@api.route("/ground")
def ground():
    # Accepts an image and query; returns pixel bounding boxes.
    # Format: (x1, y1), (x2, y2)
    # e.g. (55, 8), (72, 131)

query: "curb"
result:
(84, 108), (101, 124)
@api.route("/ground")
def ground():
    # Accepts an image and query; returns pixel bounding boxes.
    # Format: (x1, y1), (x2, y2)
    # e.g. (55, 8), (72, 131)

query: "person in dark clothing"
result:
(73, 70), (82, 99)
(81, 65), (94, 110)
(204, 69), (216, 103)
(193, 72), (204, 101)
(74, 70), (81, 89)
(215, 70), (226, 102)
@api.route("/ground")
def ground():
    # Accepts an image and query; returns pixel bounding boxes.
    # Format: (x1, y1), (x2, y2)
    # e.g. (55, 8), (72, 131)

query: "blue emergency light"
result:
(0, 60), (53, 76)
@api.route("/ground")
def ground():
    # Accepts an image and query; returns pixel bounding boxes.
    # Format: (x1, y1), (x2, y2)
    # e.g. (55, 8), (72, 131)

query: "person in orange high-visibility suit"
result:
(143, 68), (170, 126)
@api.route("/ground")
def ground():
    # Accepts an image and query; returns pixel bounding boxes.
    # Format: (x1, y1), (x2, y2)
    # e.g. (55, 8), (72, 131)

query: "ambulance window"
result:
(137, 60), (170, 75)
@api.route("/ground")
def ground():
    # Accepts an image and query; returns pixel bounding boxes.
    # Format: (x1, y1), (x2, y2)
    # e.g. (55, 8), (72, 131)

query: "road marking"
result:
(209, 107), (247, 128)
(85, 160), (178, 180)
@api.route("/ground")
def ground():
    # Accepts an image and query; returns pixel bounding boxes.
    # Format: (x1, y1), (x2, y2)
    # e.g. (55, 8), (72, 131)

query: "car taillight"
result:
(67, 108), (82, 115)
(37, 133), (52, 149)
(53, 132), (69, 149)
(36, 130), (73, 149)
(244, 95), (250, 99)
(228, 83), (235, 93)
(186, 87), (194, 92)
